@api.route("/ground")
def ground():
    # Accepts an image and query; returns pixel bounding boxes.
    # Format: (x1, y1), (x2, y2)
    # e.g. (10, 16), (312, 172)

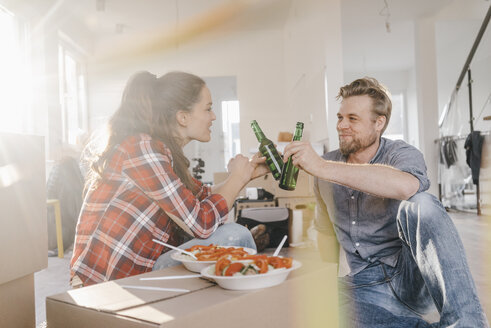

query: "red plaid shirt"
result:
(70, 134), (229, 286)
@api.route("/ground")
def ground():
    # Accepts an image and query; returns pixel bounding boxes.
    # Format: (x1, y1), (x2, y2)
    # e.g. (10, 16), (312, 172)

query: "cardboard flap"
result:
(47, 266), (213, 312)
(116, 261), (339, 327)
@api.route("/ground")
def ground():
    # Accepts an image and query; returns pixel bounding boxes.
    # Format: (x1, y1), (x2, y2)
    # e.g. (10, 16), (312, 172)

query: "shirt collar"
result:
(369, 137), (386, 164)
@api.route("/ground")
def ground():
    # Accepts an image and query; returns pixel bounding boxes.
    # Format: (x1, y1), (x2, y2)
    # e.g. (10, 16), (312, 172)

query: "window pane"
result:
(384, 92), (405, 140)
(0, 8), (31, 134)
(58, 45), (87, 146)
(222, 100), (241, 167)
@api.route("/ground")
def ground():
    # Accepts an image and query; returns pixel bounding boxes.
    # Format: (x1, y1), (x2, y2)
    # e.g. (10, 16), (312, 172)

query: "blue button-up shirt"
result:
(314, 138), (430, 276)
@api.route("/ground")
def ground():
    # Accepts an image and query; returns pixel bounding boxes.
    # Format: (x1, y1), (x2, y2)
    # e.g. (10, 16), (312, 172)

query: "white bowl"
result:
(170, 246), (257, 273)
(200, 260), (302, 290)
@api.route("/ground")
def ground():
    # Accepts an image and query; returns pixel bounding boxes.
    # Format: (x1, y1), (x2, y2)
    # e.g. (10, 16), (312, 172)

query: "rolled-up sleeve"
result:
(121, 137), (229, 238)
(387, 142), (430, 193)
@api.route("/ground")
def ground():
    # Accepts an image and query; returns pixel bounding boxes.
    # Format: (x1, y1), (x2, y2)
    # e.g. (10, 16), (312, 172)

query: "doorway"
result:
(183, 76), (238, 184)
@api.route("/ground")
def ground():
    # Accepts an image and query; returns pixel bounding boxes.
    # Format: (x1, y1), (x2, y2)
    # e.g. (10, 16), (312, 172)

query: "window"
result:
(221, 100), (241, 167)
(384, 92), (405, 140)
(0, 6), (32, 134)
(58, 41), (88, 145)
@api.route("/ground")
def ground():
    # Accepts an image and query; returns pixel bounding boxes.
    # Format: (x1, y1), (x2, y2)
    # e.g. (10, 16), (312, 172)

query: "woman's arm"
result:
(122, 137), (234, 238)
(211, 153), (267, 207)
(210, 152), (268, 202)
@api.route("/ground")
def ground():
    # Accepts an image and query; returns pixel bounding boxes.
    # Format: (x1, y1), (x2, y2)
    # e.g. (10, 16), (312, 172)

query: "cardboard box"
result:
(277, 197), (316, 240)
(0, 133), (47, 285)
(213, 171), (314, 198)
(0, 274), (36, 328)
(47, 257), (339, 327)
(0, 133), (47, 326)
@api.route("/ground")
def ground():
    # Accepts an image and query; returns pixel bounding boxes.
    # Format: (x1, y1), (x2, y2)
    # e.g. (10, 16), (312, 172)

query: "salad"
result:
(214, 254), (293, 277)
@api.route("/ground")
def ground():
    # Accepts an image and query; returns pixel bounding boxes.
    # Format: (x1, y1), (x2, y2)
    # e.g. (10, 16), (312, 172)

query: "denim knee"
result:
(216, 223), (256, 250)
(399, 192), (448, 230)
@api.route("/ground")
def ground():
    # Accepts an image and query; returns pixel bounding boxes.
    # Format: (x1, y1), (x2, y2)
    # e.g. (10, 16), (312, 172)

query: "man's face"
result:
(336, 95), (383, 157)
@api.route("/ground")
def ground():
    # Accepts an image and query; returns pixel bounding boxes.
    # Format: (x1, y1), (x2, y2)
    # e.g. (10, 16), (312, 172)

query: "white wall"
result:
(87, 27), (287, 158)
(87, 0), (344, 160)
(414, 16), (440, 196)
(283, 0), (343, 150)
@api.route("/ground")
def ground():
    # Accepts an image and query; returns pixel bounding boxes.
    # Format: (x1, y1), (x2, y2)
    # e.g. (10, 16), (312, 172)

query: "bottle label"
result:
(265, 147), (283, 174)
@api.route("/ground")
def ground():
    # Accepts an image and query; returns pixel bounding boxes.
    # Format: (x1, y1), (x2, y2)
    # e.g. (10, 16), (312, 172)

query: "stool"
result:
(46, 199), (64, 258)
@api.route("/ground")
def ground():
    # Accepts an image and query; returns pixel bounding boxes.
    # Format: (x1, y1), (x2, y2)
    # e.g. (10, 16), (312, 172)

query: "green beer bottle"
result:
(279, 122), (304, 190)
(251, 120), (284, 180)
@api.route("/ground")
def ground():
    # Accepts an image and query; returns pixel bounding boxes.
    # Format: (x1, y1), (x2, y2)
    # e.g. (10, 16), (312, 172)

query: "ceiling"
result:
(3, 0), (477, 72)
(340, 0), (456, 72)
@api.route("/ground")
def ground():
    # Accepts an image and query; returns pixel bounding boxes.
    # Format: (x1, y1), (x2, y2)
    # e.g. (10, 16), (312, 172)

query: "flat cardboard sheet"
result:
(48, 266), (212, 312)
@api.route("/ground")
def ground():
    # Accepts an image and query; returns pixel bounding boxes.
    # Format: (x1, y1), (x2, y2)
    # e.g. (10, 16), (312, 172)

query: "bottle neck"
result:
(292, 124), (304, 141)
(251, 123), (266, 142)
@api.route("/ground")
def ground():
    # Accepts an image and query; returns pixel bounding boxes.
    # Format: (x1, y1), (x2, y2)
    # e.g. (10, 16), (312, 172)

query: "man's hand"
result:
(282, 141), (324, 177)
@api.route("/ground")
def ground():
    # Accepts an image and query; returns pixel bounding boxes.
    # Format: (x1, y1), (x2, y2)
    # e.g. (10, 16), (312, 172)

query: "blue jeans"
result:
(339, 192), (489, 328)
(152, 222), (256, 270)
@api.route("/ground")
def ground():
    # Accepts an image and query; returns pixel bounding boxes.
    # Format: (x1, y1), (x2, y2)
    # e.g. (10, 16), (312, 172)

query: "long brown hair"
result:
(89, 71), (205, 193)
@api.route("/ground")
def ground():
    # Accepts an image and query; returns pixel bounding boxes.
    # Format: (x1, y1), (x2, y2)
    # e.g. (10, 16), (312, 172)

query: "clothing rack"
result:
(434, 131), (491, 143)
(438, 4), (491, 215)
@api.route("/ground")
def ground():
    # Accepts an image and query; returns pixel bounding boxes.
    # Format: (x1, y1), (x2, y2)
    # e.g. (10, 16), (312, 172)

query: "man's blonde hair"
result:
(337, 77), (392, 134)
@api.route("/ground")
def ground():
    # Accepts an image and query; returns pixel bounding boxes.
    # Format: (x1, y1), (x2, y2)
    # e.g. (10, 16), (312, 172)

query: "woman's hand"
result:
(227, 154), (255, 185)
(227, 153), (268, 184)
(250, 152), (268, 180)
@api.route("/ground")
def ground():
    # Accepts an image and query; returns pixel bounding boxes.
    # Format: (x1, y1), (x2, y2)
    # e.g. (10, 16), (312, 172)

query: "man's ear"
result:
(176, 111), (188, 127)
(375, 115), (386, 132)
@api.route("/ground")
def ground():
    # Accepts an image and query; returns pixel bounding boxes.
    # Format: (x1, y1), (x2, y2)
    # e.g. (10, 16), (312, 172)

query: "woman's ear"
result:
(176, 111), (188, 127)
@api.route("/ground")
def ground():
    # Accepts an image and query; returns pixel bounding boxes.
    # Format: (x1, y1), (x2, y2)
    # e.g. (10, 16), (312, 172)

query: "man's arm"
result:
(284, 141), (420, 201)
(315, 161), (419, 200)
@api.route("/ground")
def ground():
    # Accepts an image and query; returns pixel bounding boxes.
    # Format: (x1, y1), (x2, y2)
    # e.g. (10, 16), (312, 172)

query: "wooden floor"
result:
(449, 210), (491, 321)
(34, 211), (491, 326)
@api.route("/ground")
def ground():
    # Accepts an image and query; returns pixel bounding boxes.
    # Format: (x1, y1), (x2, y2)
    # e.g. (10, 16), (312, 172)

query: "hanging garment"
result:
(440, 138), (458, 168)
(464, 131), (484, 185)
(444, 139), (458, 168)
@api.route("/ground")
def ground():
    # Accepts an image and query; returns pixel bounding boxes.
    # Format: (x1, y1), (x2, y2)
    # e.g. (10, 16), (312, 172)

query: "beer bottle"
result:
(279, 122), (304, 190)
(251, 120), (283, 180)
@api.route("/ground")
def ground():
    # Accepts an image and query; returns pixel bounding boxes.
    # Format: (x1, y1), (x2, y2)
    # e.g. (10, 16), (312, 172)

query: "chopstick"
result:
(273, 235), (288, 257)
(120, 285), (190, 293)
(152, 239), (198, 260)
(140, 274), (201, 281)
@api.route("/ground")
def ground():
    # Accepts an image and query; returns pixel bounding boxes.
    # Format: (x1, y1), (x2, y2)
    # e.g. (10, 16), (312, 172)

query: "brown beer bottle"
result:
(279, 122), (304, 190)
(251, 120), (283, 180)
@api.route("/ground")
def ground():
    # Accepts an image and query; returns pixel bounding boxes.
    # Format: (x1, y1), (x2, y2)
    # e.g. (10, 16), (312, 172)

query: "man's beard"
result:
(339, 131), (378, 157)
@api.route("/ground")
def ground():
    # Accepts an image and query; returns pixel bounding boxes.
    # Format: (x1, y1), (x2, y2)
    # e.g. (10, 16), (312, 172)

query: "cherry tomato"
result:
(224, 262), (245, 276)
(215, 257), (231, 276)
(254, 258), (269, 274)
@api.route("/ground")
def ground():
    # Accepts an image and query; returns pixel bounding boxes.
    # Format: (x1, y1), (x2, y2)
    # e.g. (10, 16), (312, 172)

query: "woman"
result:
(71, 71), (266, 286)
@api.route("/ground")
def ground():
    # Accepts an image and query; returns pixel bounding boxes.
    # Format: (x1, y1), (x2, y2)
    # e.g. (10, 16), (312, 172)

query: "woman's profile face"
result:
(182, 86), (216, 143)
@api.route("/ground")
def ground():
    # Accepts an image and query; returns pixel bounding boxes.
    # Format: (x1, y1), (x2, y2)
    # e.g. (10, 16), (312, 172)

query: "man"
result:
(283, 77), (488, 327)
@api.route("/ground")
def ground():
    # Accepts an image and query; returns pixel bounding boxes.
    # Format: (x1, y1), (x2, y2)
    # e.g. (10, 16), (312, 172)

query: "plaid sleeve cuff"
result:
(205, 193), (229, 223)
